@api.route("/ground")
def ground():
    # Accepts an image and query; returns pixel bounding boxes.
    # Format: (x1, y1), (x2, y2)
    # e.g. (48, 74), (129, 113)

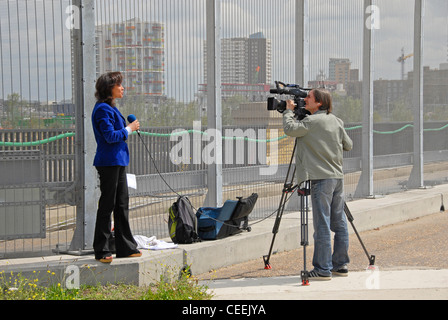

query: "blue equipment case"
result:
(196, 193), (258, 240)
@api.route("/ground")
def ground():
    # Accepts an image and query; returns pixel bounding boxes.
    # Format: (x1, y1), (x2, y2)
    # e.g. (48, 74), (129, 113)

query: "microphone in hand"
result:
(127, 114), (140, 134)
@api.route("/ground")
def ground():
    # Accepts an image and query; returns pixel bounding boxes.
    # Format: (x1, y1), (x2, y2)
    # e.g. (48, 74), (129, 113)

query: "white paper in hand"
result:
(126, 173), (137, 189)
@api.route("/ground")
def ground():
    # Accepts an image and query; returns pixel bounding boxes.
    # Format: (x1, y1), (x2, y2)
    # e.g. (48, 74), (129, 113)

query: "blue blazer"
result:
(92, 102), (129, 167)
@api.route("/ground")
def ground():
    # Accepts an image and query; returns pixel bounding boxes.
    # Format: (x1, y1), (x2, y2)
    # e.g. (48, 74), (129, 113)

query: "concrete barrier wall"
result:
(1, 184), (447, 287)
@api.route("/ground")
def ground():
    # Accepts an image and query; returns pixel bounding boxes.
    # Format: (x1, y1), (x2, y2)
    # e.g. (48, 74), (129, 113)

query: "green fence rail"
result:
(1, 123), (448, 147)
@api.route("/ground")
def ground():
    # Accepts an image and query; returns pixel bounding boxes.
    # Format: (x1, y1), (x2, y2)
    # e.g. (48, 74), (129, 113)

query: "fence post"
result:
(355, 0), (376, 198)
(287, 0), (309, 212)
(69, 0), (98, 253)
(204, 0), (223, 207)
(295, 0), (309, 87)
(408, 0), (425, 188)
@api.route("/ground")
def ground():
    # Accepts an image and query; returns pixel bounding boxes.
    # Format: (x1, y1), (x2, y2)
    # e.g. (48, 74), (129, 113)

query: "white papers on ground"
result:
(134, 235), (178, 250)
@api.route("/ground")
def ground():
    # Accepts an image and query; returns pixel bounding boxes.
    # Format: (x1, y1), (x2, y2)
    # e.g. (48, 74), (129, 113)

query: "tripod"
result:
(263, 139), (376, 285)
(262, 139), (312, 285)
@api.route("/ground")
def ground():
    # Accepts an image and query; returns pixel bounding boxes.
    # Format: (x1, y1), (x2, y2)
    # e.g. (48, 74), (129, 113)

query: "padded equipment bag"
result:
(196, 193), (258, 240)
(168, 196), (200, 244)
(233, 193), (259, 220)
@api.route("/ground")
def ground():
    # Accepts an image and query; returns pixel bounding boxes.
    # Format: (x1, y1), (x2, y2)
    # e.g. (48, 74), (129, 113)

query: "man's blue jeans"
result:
(310, 179), (350, 276)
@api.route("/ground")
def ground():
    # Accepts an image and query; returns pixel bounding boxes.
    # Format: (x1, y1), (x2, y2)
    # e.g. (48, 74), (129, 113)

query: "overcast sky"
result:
(0, 0), (446, 102)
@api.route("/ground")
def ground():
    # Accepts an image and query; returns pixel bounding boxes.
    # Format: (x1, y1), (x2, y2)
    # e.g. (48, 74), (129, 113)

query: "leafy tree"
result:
(332, 94), (362, 123)
(390, 99), (413, 122)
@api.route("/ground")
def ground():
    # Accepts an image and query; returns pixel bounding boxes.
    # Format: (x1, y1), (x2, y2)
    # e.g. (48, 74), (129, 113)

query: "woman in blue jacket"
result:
(92, 72), (141, 263)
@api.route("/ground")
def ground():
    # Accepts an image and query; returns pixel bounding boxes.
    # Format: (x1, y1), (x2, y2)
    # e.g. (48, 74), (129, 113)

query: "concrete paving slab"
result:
(205, 269), (448, 300)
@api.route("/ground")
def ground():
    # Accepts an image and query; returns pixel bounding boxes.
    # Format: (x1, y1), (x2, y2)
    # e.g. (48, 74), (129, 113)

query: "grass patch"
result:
(0, 268), (213, 300)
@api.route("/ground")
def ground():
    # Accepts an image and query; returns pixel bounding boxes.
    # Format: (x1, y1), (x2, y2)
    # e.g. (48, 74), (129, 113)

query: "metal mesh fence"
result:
(0, 0), (447, 258)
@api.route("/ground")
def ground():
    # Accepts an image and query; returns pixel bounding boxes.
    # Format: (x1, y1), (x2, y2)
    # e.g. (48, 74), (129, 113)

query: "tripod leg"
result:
(263, 190), (290, 269)
(300, 181), (311, 286)
(263, 140), (298, 270)
(344, 202), (376, 267)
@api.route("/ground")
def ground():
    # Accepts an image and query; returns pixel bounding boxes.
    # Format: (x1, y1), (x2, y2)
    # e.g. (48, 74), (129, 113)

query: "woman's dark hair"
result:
(95, 71), (123, 106)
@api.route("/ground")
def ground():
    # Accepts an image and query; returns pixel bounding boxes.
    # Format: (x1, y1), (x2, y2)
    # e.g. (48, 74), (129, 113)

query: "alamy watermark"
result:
(366, 5), (381, 30)
(65, 5), (80, 30)
(169, 121), (279, 176)
(65, 265), (80, 289)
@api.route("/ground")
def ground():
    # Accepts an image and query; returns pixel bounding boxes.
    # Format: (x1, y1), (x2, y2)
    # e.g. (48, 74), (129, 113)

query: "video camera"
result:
(267, 81), (311, 120)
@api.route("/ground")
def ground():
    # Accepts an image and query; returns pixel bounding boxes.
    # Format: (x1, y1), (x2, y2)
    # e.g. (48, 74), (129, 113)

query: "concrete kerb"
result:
(1, 184), (447, 288)
(0, 248), (185, 288)
(179, 213), (301, 276)
(344, 185), (446, 233)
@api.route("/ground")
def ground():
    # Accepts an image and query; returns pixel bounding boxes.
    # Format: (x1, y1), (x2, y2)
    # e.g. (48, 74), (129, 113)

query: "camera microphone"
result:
(127, 114), (140, 135)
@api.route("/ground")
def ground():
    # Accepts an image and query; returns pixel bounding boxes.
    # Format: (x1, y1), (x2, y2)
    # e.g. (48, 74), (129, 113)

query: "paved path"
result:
(206, 269), (448, 300)
(200, 211), (448, 300)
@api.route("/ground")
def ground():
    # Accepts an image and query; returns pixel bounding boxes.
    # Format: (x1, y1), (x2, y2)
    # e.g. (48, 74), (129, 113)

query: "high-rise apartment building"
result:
(205, 32), (272, 86)
(248, 32), (272, 85)
(329, 58), (351, 88)
(96, 18), (165, 97)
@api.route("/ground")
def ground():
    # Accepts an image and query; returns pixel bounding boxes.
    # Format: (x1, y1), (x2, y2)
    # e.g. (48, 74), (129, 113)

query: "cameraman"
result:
(283, 88), (353, 281)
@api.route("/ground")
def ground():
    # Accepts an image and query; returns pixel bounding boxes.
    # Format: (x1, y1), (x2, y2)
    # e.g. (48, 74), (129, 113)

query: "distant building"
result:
(95, 18), (165, 98)
(409, 65), (448, 109)
(52, 102), (76, 117)
(344, 64), (448, 115)
(204, 32), (272, 85)
(198, 83), (270, 102)
(200, 33), (272, 112)
(329, 58), (351, 89)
